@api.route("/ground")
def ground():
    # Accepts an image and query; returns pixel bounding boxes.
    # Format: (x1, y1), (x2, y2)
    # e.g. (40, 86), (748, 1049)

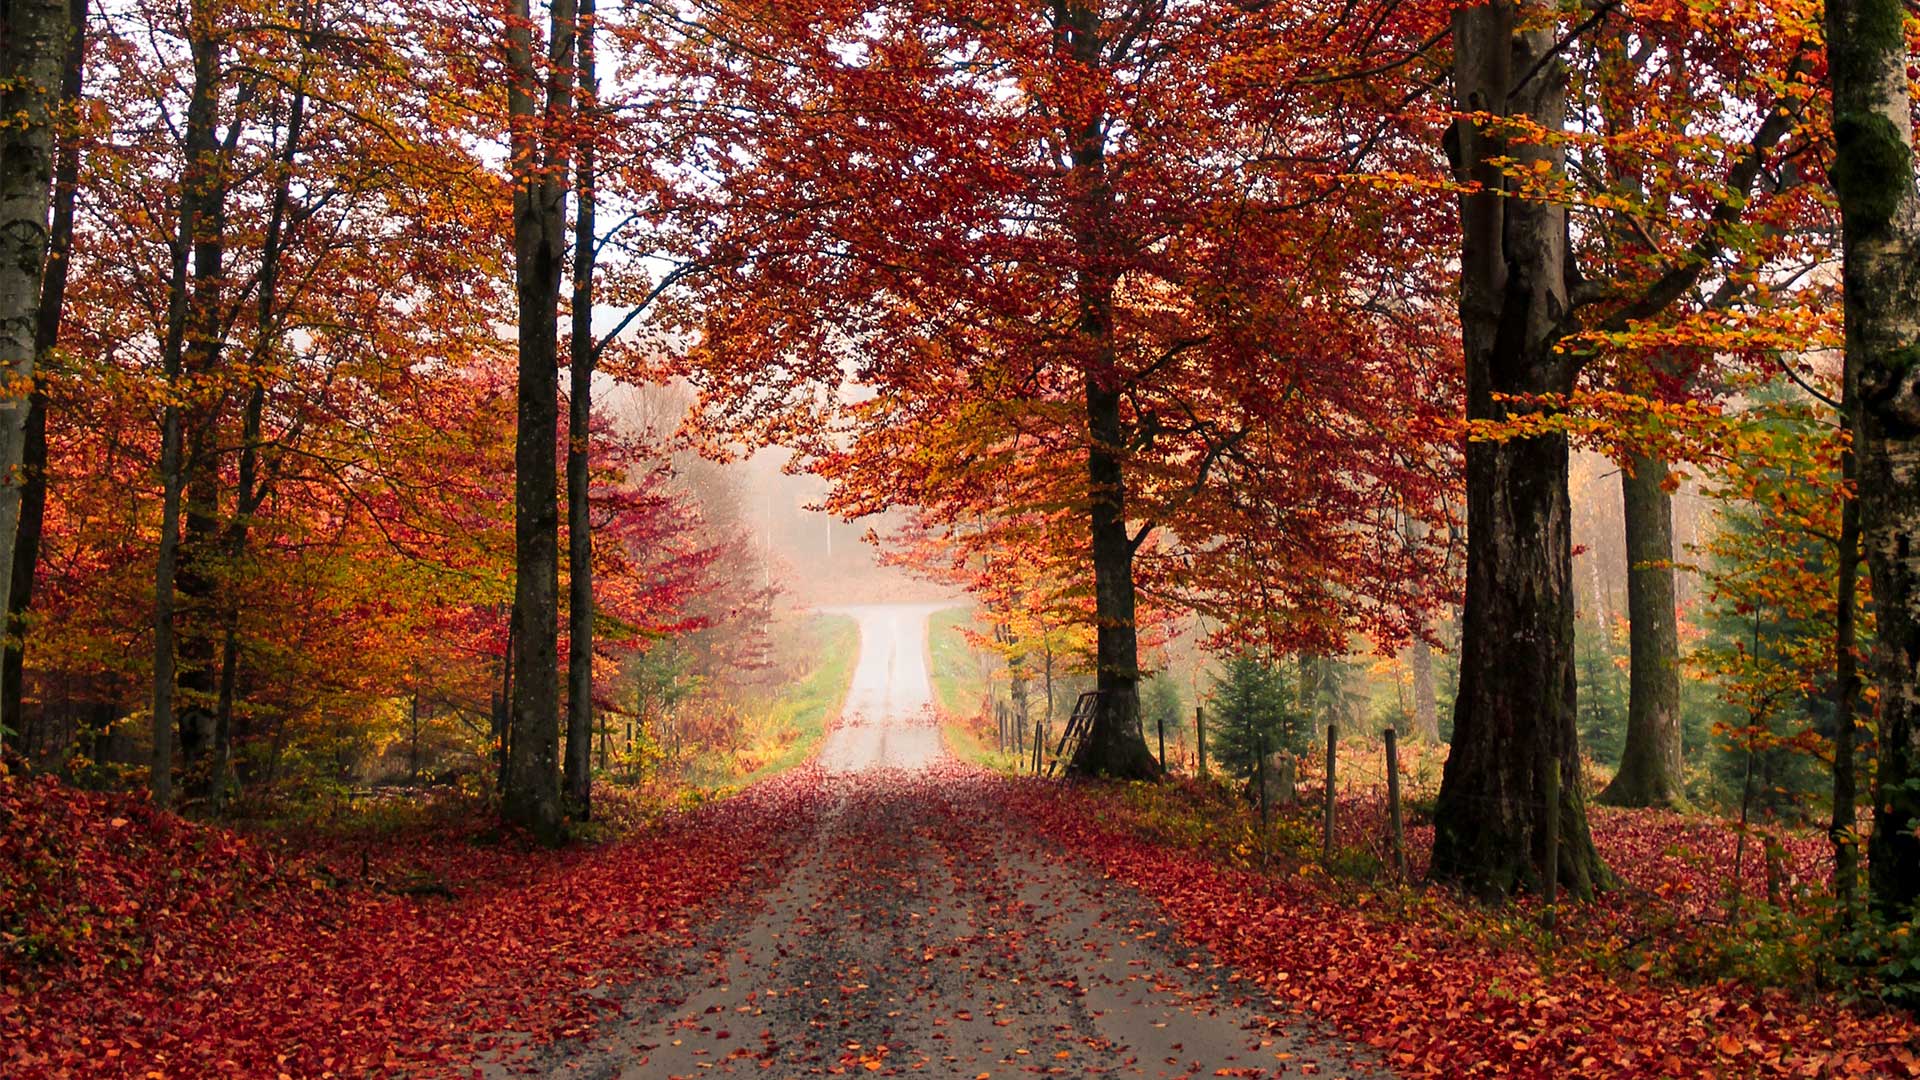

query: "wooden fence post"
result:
(1157, 711), (1166, 772)
(1196, 706), (1207, 777)
(1384, 727), (1405, 880)
(1322, 723), (1338, 865)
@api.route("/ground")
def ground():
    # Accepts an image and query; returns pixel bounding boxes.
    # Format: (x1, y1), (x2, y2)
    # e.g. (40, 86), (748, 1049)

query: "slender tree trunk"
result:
(208, 72), (306, 812)
(563, 0), (597, 821)
(0, 0), (68, 751)
(1407, 635), (1439, 742)
(152, 0), (222, 808)
(177, 444), (221, 769)
(1834, 373), (1863, 920)
(1, 0), (84, 753)
(1430, 0), (1603, 898)
(501, 0), (575, 842)
(174, 63), (248, 778)
(1601, 452), (1687, 808)
(1828, 0), (1920, 916)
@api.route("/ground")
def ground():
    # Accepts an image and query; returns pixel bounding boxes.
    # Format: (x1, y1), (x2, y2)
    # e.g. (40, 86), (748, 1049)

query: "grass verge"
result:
(732, 612), (860, 785)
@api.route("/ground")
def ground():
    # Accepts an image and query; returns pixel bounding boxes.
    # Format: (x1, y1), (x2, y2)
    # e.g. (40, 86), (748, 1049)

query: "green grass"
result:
(925, 605), (1030, 772)
(928, 605), (989, 717)
(732, 613), (860, 786)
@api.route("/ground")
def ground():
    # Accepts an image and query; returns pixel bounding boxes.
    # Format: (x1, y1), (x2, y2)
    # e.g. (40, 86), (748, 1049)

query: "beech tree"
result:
(1, 0), (86, 747)
(1432, 0), (1812, 896)
(500, 0), (576, 840)
(0, 0), (71, 748)
(1827, 0), (1920, 916)
(660, 0), (1456, 778)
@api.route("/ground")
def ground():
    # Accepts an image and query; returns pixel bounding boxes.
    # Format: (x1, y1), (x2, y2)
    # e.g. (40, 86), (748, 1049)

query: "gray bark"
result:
(1826, 0), (1920, 915)
(501, 0), (575, 842)
(1407, 635), (1439, 742)
(1429, 0), (1603, 898)
(151, 0), (223, 808)
(0, 0), (68, 750)
(209, 61), (309, 812)
(1056, 2), (1158, 781)
(1601, 452), (1686, 808)
(563, 0), (596, 821)
(1834, 369), (1864, 918)
(1, 0), (84, 750)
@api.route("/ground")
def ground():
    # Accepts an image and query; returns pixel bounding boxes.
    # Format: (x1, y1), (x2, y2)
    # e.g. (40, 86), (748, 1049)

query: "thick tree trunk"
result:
(0, 0), (67, 750)
(1828, 0), (1920, 916)
(1601, 453), (1686, 808)
(1430, 0), (1603, 898)
(1073, 379), (1158, 779)
(563, 0), (596, 821)
(1, 0), (84, 751)
(1056, 2), (1156, 781)
(501, 0), (574, 842)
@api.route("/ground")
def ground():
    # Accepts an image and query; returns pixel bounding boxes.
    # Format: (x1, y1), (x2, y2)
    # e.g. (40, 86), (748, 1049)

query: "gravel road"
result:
(483, 604), (1387, 1079)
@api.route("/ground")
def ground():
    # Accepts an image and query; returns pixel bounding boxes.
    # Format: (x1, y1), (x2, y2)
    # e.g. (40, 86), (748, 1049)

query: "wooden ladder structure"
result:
(1041, 691), (1103, 777)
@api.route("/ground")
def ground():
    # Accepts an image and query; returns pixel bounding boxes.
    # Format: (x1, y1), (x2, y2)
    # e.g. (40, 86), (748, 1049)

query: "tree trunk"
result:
(207, 68), (307, 812)
(1601, 452), (1687, 808)
(1407, 634), (1439, 742)
(562, 0), (596, 822)
(1834, 370), (1864, 920)
(1828, 0), (1920, 916)
(174, 51), (248, 778)
(1055, 2), (1156, 781)
(1430, 0), (1603, 898)
(176, 445), (221, 770)
(0, 0), (67, 750)
(151, 0), (222, 808)
(500, 0), (574, 842)
(1, 0), (84, 753)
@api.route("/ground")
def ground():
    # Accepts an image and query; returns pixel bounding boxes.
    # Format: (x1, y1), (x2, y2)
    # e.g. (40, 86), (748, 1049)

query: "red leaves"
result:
(1, 768), (825, 1078)
(1005, 778), (1920, 1079)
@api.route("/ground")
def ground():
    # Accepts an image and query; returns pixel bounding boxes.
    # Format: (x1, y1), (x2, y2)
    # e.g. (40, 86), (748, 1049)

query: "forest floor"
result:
(7, 605), (1920, 1078)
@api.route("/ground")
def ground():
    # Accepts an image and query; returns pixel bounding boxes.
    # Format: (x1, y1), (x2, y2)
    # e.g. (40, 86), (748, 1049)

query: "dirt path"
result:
(483, 605), (1388, 1079)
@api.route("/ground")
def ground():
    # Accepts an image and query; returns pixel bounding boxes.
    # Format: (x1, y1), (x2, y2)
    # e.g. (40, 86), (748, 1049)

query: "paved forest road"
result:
(486, 605), (1386, 1079)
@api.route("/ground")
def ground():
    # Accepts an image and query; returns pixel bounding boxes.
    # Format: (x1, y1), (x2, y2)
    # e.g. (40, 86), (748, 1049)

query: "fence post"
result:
(1543, 757), (1561, 931)
(1322, 723), (1338, 865)
(1196, 706), (1207, 777)
(1033, 719), (1044, 775)
(1158, 711), (1166, 772)
(1384, 727), (1405, 880)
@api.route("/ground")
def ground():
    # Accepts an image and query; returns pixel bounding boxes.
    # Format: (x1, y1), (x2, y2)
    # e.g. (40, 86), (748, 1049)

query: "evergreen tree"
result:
(1209, 654), (1306, 781)
(1141, 672), (1184, 743)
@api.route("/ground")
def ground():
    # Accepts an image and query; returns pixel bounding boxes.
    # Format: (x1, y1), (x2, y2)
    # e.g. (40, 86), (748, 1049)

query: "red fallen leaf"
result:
(996, 776), (1920, 1080)
(1, 767), (827, 1078)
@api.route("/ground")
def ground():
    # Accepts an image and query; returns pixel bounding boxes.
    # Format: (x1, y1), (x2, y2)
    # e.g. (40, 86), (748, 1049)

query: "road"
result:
(487, 604), (1384, 1079)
